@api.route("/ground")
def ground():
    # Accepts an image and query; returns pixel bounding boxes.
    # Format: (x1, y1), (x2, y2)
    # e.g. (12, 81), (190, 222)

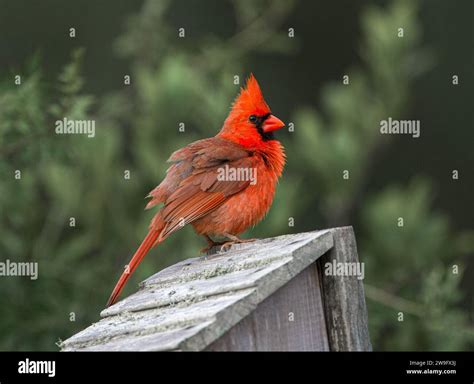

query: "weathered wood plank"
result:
(75, 321), (215, 351)
(101, 257), (292, 317)
(61, 289), (255, 350)
(318, 227), (372, 351)
(141, 230), (331, 287)
(206, 262), (329, 351)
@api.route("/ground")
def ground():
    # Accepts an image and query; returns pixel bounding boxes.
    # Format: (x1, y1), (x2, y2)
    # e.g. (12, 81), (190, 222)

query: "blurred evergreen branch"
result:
(292, 0), (473, 350)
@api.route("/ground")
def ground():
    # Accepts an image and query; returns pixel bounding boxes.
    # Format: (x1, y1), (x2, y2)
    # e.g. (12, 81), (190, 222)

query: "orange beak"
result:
(262, 114), (285, 133)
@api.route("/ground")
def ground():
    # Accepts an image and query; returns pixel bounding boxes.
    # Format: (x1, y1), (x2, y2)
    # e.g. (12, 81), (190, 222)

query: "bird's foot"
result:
(200, 235), (225, 254)
(200, 243), (218, 253)
(217, 234), (257, 252)
(200, 234), (257, 253)
(218, 241), (236, 252)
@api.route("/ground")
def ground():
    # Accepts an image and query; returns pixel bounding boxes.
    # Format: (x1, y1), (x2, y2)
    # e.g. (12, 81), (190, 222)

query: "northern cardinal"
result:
(107, 74), (286, 307)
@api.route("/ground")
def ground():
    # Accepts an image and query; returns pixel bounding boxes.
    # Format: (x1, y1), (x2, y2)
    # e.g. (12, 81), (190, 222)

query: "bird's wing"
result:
(146, 138), (255, 240)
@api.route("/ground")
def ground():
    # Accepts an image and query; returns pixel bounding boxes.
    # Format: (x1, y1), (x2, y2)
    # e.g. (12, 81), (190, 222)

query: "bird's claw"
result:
(200, 241), (234, 254)
(218, 238), (257, 252)
(200, 235), (257, 254)
(219, 241), (235, 252)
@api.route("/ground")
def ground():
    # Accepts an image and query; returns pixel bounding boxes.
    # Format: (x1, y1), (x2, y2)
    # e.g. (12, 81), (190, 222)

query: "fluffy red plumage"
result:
(107, 74), (286, 307)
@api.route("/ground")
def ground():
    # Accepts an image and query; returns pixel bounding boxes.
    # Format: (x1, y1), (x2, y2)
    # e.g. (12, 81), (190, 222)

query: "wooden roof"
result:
(60, 230), (334, 351)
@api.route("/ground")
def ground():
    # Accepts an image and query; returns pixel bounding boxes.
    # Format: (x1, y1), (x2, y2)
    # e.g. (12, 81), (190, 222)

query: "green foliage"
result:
(292, 0), (473, 350)
(0, 0), (471, 351)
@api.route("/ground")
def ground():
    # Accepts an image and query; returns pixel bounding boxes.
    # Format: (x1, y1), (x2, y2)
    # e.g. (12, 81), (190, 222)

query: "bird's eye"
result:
(249, 115), (257, 123)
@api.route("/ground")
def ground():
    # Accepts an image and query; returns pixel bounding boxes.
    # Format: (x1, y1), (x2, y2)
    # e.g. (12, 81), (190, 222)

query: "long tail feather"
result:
(106, 229), (161, 307)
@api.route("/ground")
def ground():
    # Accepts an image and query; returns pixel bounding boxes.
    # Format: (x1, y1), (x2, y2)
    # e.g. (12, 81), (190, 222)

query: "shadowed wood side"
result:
(318, 226), (372, 351)
(206, 262), (329, 351)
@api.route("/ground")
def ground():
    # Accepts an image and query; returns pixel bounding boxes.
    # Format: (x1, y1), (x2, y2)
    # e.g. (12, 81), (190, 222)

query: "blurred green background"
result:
(0, 0), (473, 350)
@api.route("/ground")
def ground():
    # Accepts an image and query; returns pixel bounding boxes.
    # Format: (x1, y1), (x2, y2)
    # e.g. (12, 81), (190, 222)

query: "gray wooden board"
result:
(206, 262), (329, 351)
(318, 226), (372, 351)
(140, 230), (333, 287)
(60, 230), (334, 351)
(61, 289), (254, 350)
(101, 257), (292, 317)
(77, 321), (215, 351)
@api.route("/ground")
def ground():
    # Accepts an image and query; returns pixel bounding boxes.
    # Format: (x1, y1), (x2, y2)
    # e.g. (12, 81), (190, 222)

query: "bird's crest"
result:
(231, 74), (271, 117)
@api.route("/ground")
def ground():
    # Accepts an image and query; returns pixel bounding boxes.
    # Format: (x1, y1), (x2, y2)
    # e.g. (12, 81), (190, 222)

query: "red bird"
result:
(107, 74), (286, 307)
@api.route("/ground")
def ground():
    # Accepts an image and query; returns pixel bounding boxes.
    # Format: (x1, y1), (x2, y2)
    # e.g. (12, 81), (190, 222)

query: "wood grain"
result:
(318, 227), (372, 351)
(206, 262), (329, 351)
